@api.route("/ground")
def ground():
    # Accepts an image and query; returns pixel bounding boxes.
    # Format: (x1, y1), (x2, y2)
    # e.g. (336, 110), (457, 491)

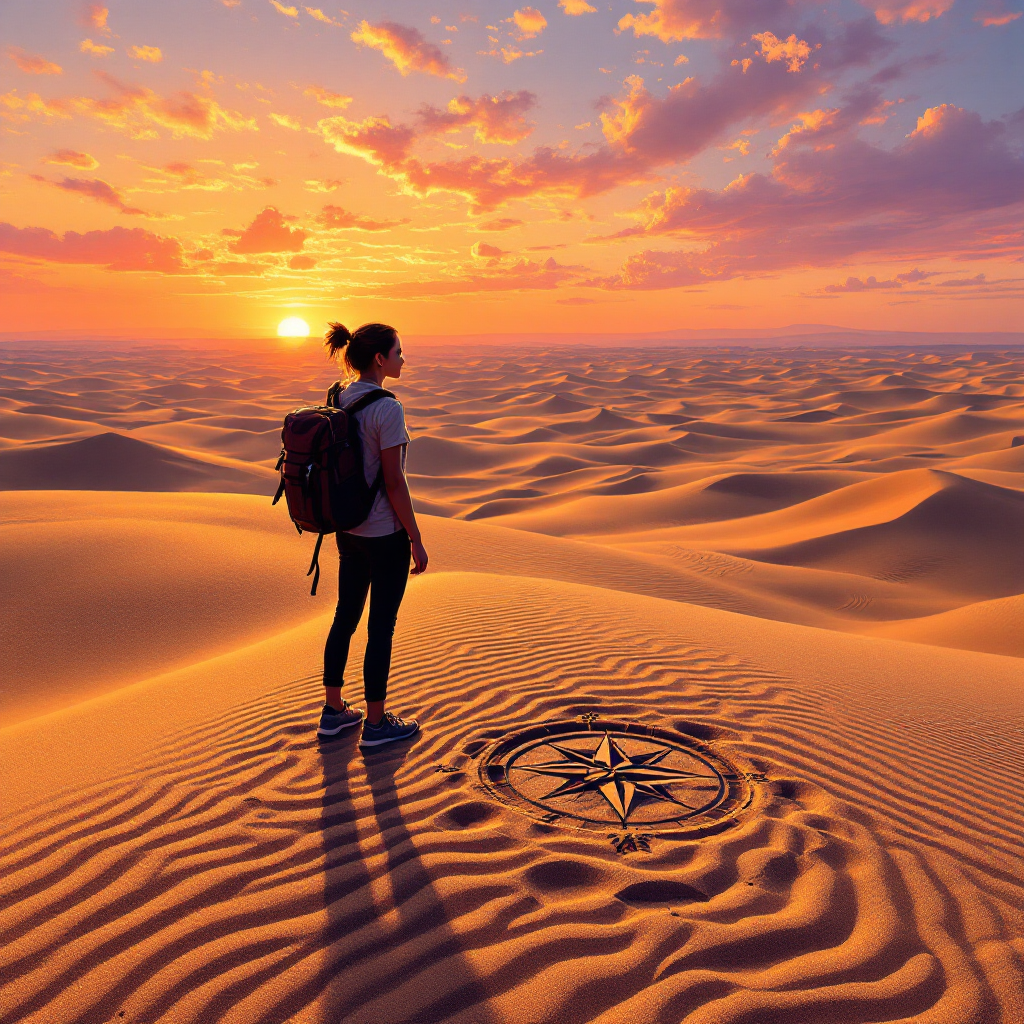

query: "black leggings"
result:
(323, 529), (411, 703)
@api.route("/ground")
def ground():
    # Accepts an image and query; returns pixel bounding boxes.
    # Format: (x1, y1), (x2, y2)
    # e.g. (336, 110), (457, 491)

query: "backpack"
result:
(272, 385), (395, 595)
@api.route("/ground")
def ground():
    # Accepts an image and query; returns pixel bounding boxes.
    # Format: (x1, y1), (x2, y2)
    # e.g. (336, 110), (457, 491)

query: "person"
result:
(316, 321), (428, 748)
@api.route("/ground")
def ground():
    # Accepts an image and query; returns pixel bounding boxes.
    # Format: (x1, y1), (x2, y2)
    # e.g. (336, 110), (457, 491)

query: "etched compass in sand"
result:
(478, 719), (755, 836)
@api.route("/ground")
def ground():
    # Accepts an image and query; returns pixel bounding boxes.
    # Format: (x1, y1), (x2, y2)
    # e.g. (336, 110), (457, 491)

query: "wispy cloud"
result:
(0, 221), (184, 272)
(316, 204), (409, 230)
(44, 149), (99, 170)
(30, 174), (154, 216)
(304, 85), (353, 108)
(351, 20), (466, 82)
(6, 46), (62, 75)
(128, 45), (163, 63)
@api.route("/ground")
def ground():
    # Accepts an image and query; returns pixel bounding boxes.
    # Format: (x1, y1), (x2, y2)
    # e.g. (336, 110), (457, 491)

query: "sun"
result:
(278, 316), (311, 339)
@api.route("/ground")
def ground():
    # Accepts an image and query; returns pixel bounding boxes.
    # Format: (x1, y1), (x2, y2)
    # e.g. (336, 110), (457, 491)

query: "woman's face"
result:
(377, 333), (404, 379)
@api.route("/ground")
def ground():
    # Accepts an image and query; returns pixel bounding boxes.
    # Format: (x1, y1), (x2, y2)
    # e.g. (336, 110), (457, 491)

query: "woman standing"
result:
(316, 321), (428, 747)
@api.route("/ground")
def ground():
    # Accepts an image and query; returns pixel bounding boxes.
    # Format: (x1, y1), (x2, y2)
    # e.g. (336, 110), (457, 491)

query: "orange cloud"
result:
(45, 149), (99, 169)
(319, 114), (417, 166)
(369, 256), (581, 299)
(304, 178), (345, 191)
(351, 20), (466, 82)
(128, 45), (163, 63)
(512, 7), (548, 39)
(80, 39), (114, 57)
(316, 205), (409, 230)
(559, 0), (597, 13)
(70, 73), (257, 140)
(31, 174), (151, 216)
(974, 4), (1022, 24)
(0, 90), (70, 123)
(617, 0), (806, 42)
(304, 85), (353, 108)
(7, 47), (63, 75)
(479, 45), (544, 63)
(418, 91), (537, 144)
(477, 217), (524, 230)
(82, 5), (111, 35)
(753, 32), (813, 72)
(304, 6), (342, 25)
(227, 207), (308, 253)
(269, 111), (302, 129)
(0, 222), (184, 272)
(269, 0), (299, 16)
(289, 254), (318, 269)
(863, 0), (955, 22)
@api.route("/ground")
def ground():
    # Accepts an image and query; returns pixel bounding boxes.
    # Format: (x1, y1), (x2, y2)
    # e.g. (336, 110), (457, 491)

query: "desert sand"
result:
(1, 340), (1023, 1023)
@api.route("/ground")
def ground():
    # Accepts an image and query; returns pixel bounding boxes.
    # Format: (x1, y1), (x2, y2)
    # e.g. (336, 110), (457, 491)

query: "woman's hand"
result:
(410, 538), (429, 575)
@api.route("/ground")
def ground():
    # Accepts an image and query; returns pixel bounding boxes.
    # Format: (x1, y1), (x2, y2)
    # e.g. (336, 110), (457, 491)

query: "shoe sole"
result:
(359, 726), (420, 748)
(317, 717), (363, 737)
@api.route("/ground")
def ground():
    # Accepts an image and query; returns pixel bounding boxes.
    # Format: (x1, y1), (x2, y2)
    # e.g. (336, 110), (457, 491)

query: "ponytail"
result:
(324, 321), (397, 374)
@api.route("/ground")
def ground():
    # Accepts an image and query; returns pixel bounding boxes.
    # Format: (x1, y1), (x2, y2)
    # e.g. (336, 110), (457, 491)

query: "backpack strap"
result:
(344, 388), (396, 414)
(307, 531), (325, 596)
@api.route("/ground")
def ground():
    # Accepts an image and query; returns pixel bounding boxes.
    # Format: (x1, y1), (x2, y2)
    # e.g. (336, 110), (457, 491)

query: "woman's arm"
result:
(381, 445), (428, 574)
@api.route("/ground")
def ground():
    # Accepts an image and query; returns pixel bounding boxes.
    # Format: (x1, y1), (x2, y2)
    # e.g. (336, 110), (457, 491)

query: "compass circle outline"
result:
(476, 719), (754, 837)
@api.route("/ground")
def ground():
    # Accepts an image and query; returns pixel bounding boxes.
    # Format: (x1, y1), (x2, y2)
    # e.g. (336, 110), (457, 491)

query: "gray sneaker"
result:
(317, 702), (363, 737)
(359, 711), (420, 748)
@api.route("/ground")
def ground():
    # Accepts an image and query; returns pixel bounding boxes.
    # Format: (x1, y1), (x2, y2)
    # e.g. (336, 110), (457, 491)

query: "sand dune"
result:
(2, 571), (1022, 1022)
(1, 341), (1022, 1023)
(0, 432), (275, 493)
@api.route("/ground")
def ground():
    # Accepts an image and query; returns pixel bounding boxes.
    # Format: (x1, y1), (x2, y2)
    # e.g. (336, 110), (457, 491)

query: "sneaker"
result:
(317, 702), (363, 737)
(359, 711), (420, 748)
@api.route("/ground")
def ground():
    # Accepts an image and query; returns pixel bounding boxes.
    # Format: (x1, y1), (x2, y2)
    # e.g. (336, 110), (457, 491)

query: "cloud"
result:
(512, 7), (548, 39)
(479, 45), (544, 62)
(974, 4), (1022, 24)
(82, 5), (111, 35)
(289, 254), (318, 269)
(0, 90), (71, 123)
(417, 91), (537, 144)
(316, 204), (409, 230)
(477, 217), (524, 230)
(351, 21), (466, 82)
(824, 274), (902, 292)
(69, 72), (257, 139)
(590, 102), (1024, 289)
(30, 174), (152, 216)
(472, 241), (507, 257)
(939, 273), (987, 286)
(752, 32), (814, 73)
(7, 47), (62, 75)
(0, 222), (184, 272)
(304, 85), (353, 108)
(861, 0), (954, 23)
(140, 160), (276, 191)
(128, 45), (163, 63)
(617, 0), (802, 42)
(560, 0), (597, 13)
(80, 39), (114, 57)
(228, 207), (308, 253)
(319, 113), (418, 166)
(44, 149), (98, 169)
(269, 0), (298, 16)
(304, 6), (342, 25)
(269, 111), (303, 129)
(304, 178), (345, 192)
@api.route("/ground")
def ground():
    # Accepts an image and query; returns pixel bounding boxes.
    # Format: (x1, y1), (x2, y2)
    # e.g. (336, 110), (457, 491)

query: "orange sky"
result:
(2, 0), (1022, 338)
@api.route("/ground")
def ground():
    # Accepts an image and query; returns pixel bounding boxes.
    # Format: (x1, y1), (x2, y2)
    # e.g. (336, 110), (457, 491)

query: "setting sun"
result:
(277, 317), (310, 339)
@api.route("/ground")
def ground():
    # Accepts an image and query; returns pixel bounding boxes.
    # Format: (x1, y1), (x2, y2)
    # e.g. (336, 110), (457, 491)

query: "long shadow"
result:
(256, 728), (500, 1024)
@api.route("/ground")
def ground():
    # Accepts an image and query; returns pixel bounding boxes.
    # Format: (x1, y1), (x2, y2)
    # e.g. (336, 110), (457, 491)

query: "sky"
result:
(1, 0), (1022, 339)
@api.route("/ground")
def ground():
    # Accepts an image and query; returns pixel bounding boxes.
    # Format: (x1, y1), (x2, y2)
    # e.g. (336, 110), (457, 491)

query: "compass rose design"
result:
(510, 731), (719, 824)
(478, 719), (753, 836)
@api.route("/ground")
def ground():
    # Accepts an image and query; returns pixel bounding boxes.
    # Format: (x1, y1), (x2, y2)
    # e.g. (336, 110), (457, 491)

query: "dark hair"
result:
(324, 322), (398, 373)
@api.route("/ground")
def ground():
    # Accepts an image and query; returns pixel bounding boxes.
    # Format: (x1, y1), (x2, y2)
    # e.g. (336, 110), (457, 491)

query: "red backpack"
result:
(272, 385), (395, 594)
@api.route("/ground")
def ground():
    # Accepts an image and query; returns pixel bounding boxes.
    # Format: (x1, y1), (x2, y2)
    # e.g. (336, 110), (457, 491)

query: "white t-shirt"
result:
(333, 380), (411, 537)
